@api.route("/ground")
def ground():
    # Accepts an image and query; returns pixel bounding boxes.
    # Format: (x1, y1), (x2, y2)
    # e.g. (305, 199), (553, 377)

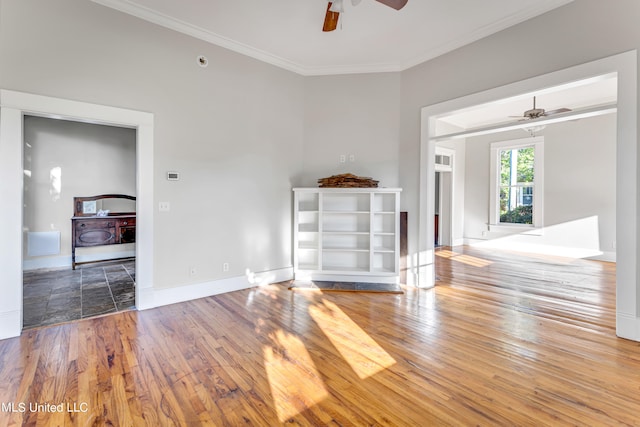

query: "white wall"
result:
(399, 0), (640, 272)
(302, 73), (401, 188)
(463, 113), (616, 259)
(23, 116), (136, 269)
(0, 0), (305, 290)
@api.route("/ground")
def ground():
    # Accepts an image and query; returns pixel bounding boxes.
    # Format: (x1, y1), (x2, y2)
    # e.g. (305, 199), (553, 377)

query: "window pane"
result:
(516, 147), (534, 184)
(500, 150), (512, 187)
(500, 186), (533, 224)
(500, 147), (534, 186)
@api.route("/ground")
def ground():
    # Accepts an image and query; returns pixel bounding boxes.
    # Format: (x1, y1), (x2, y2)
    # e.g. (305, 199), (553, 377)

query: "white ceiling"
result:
(437, 74), (619, 130)
(92, 0), (574, 76)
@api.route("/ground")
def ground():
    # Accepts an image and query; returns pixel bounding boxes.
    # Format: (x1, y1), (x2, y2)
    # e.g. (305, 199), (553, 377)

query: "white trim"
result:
(400, 1), (575, 71)
(0, 107), (24, 338)
(293, 273), (399, 285)
(435, 146), (454, 172)
(137, 267), (293, 310)
(432, 103), (616, 142)
(0, 89), (154, 340)
(420, 51), (638, 341)
(617, 312), (640, 340)
(488, 224), (544, 236)
(91, 0), (573, 77)
(0, 311), (21, 341)
(435, 146), (455, 247)
(91, 0), (313, 75)
(489, 137), (544, 228)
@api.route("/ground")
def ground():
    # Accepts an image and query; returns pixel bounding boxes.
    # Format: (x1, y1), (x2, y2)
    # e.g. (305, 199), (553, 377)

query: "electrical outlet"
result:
(189, 266), (197, 277)
(349, 154), (355, 162)
(223, 262), (229, 272)
(159, 202), (170, 212)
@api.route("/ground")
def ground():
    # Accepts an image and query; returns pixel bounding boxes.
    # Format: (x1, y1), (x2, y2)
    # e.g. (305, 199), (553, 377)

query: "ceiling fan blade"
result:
(374, 0), (408, 10)
(323, 2), (340, 32)
(544, 108), (572, 115)
(351, 0), (362, 5)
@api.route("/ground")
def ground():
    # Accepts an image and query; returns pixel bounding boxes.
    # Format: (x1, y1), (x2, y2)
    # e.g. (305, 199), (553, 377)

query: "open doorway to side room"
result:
(434, 146), (455, 247)
(0, 89), (153, 340)
(418, 52), (640, 341)
(22, 116), (138, 329)
(432, 74), (617, 261)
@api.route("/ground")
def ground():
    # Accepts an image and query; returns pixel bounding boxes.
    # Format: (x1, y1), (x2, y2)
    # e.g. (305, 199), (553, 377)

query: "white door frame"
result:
(435, 146), (454, 247)
(418, 51), (639, 341)
(0, 90), (155, 339)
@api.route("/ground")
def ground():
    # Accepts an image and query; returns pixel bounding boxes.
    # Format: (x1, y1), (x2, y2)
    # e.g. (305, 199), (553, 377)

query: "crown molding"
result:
(401, 0), (574, 70)
(92, 0), (573, 76)
(91, 0), (405, 76)
(91, 0), (311, 74)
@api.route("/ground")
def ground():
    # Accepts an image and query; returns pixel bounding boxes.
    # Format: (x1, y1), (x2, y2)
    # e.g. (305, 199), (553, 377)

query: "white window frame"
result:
(435, 146), (454, 172)
(489, 137), (544, 231)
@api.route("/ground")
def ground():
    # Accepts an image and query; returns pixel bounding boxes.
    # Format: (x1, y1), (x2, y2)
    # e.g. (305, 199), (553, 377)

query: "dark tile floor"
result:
(23, 259), (136, 329)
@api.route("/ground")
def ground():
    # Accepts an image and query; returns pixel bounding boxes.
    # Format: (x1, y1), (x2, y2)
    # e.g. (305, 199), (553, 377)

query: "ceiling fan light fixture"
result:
(523, 124), (546, 136)
(329, 0), (344, 13)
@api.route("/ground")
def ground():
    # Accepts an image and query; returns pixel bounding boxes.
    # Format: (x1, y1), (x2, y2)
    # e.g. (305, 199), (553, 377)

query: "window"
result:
(490, 137), (544, 229)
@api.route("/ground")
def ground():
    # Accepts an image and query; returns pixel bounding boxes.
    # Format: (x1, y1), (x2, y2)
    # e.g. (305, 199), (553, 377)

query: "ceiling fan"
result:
(511, 96), (572, 120)
(510, 96), (572, 136)
(323, 0), (408, 32)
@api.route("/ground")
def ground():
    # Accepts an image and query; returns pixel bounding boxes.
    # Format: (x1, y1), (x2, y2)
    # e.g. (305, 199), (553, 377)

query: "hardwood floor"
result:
(1, 246), (639, 426)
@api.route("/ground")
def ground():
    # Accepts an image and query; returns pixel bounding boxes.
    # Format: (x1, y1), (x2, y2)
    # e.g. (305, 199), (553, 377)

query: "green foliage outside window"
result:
(500, 147), (534, 224)
(500, 205), (533, 224)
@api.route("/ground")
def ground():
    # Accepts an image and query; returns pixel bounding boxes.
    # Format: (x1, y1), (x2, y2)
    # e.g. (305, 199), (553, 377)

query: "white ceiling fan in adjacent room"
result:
(323, 0), (408, 32)
(510, 96), (572, 136)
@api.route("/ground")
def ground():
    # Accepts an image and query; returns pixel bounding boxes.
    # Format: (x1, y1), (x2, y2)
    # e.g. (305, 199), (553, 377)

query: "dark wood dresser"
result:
(71, 194), (136, 270)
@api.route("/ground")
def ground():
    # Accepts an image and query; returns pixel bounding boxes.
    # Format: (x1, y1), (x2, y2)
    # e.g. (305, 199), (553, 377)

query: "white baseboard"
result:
(293, 272), (399, 284)
(23, 250), (136, 270)
(0, 310), (22, 340)
(137, 267), (293, 311)
(617, 312), (640, 342)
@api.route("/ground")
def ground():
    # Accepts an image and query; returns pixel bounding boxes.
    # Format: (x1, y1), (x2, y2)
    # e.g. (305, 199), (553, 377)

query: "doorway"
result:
(435, 146), (455, 247)
(417, 51), (639, 341)
(0, 89), (154, 339)
(22, 116), (137, 328)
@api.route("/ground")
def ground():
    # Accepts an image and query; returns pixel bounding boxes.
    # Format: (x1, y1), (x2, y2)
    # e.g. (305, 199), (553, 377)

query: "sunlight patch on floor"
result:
(309, 299), (396, 380)
(263, 329), (328, 422)
(435, 250), (493, 267)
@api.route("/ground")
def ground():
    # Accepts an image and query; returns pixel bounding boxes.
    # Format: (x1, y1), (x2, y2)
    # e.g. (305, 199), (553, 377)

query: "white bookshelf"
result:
(293, 187), (402, 284)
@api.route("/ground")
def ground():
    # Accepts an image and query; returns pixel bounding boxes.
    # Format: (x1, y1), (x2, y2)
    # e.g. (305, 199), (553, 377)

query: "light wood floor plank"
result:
(1, 246), (639, 425)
